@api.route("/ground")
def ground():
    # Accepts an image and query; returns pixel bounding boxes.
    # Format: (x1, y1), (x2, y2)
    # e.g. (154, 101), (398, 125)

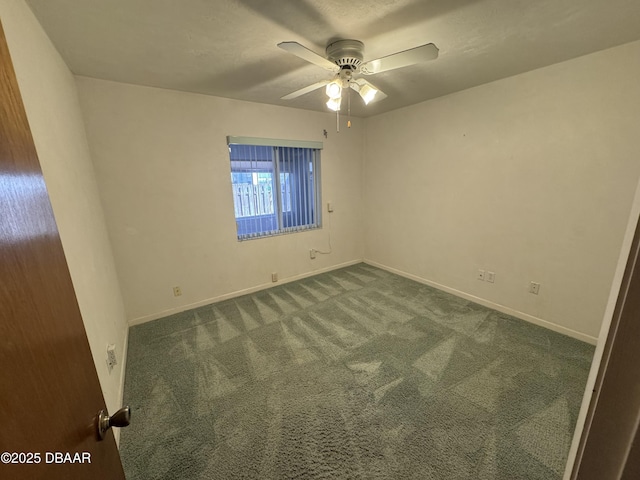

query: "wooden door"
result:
(0, 19), (125, 480)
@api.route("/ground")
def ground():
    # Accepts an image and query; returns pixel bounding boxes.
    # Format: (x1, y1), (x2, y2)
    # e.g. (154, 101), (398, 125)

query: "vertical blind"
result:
(227, 137), (322, 240)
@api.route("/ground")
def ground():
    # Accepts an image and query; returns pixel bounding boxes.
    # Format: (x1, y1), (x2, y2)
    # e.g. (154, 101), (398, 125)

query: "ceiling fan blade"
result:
(281, 80), (330, 100)
(350, 78), (388, 103)
(278, 42), (340, 72)
(360, 43), (439, 75)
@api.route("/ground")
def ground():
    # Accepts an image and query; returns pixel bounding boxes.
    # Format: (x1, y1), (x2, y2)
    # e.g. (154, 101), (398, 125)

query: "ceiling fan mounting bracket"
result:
(326, 39), (364, 71)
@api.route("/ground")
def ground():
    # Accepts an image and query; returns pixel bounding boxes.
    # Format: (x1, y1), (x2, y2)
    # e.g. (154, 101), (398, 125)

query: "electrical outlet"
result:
(487, 271), (495, 283)
(271, 272), (278, 282)
(106, 344), (117, 373)
(310, 249), (316, 259)
(173, 286), (182, 297)
(529, 281), (540, 295)
(477, 269), (485, 281)
(327, 202), (334, 212)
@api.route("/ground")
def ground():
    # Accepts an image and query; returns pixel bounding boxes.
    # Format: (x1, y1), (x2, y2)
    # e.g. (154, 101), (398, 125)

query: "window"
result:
(227, 136), (322, 240)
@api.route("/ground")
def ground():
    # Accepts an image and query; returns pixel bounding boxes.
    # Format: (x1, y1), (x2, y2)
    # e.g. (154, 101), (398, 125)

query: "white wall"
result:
(75, 77), (364, 323)
(74, 42), (640, 342)
(1, 0), (129, 431)
(364, 40), (640, 342)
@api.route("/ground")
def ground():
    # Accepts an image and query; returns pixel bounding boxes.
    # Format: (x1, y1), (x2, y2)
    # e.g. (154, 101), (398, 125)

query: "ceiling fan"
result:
(278, 39), (439, 111)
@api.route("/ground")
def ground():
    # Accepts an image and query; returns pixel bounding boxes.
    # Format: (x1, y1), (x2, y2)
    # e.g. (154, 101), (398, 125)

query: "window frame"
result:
(227, 136), (323, 241)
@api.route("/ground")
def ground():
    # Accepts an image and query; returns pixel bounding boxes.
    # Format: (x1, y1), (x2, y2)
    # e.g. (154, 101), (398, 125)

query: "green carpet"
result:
(120, 263), (593, 479)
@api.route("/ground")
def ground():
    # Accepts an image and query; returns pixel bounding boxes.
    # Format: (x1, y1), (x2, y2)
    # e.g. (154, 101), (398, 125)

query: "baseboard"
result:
(113, 324), (129, 448)
(118, 325), (129, 405)
(364, 260), (598, 345)
(128, 259), (364, 326)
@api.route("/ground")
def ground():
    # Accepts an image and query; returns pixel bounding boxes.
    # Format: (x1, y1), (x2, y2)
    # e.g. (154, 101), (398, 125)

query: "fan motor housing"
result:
(326, 39), (364, 71)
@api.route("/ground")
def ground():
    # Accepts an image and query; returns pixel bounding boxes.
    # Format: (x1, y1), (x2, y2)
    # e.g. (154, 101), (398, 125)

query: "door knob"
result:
(97, 406), (131, 440)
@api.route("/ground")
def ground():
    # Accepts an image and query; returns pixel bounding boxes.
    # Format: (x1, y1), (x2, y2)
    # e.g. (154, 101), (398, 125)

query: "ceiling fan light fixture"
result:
(325, 80), (342, 99)
(326, 96), (341, 111)
(359, 84), (378, 104)
(278, 39), (435, 110)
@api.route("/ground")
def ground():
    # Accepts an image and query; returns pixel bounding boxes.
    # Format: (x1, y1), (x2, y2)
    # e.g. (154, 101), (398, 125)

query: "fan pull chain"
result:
(347, 86), (352, 128)
(336, 109), (339, 133)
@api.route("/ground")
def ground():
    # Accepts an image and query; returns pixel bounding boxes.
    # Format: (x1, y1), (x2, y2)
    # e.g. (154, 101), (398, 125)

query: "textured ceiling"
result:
(25, 0), (640, 117)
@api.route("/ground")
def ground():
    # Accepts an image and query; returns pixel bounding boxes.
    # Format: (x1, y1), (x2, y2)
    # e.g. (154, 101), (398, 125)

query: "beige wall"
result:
(363, 40), (640, 342)
(1, 0), (129, 431)
(75, 77), (364, 323)
(74, 42), (640, 343)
